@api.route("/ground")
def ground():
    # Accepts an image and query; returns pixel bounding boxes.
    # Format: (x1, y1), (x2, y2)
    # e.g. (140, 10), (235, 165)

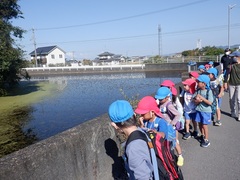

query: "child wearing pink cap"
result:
(160, 80), (184, 119)
(135, 96), (172, 141)
(180, 78), (198, 140)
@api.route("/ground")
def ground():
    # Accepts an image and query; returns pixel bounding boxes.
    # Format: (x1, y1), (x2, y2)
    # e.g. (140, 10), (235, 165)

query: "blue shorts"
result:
(184, 112), (196, 121)
(195, 111), (211, 125)
(217, 97), (222, 108)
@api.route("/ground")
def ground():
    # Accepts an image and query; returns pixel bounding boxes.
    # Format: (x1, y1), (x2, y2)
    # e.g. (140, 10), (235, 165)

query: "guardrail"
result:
(23, 64), (145, 71)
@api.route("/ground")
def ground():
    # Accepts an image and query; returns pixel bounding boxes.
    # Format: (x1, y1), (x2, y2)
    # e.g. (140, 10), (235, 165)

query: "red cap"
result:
(189, 71), (199, 78)
(135, 96), (163, 118)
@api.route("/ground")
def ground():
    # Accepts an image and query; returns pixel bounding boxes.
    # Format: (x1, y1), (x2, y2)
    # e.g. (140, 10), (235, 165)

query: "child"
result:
(208, 61), (214, 68)
(135, 96), (168, 139)
(207, 68), (224, 126)
(180, 78), (198, 139)
(198, 65), (205, 74)
(189, 71), (199, 80)
(108, 100), (154, 180)
(193, 75), (213, 148)
(160, 79), (184, 125)
(155, 87), (184, 167)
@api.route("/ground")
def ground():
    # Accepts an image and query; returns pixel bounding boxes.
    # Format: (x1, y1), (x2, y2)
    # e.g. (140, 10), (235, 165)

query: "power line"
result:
(34, 0), (211, 31)
(30, 23), (240, 46)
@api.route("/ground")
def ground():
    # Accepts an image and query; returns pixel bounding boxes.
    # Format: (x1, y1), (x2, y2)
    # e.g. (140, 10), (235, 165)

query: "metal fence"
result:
(163, 55), (222, 63)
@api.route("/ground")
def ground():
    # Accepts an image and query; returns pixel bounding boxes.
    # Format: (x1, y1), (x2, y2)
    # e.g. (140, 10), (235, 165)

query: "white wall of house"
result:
(46, 48), (65, 66)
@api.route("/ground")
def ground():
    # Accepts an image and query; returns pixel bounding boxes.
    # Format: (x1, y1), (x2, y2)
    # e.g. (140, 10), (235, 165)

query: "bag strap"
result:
(125, 130), (160, 180)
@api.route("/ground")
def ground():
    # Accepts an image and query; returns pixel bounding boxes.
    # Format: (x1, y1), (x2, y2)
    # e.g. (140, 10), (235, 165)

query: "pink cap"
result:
(189, 71), (199, 78)
(182, 78), (196, 94)
(204, 64), (210, 68)
(160, 80), (175, 88)
(135, 96), (163, 118)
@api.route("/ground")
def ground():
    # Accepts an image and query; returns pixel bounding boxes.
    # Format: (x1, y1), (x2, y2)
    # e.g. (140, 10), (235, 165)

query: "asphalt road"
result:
(180, 92), (240, 180)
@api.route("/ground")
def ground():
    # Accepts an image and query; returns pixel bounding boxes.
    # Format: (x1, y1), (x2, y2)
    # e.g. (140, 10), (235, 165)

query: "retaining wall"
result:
(0, 114), (124, 180)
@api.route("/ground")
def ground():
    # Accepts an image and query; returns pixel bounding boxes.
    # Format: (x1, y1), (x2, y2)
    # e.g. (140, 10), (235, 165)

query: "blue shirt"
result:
(144, 117), (168, 139)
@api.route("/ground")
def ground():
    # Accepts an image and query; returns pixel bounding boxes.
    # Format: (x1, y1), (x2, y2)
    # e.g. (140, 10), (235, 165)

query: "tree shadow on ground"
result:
(104, 138), (128, 180)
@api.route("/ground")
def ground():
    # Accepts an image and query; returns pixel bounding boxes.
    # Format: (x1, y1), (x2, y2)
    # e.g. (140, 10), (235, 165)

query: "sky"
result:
(13, 0), (240, 60)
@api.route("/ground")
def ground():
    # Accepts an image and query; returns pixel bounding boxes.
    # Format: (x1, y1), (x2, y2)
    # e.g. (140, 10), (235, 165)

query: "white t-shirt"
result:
(180, 91), (196, 114)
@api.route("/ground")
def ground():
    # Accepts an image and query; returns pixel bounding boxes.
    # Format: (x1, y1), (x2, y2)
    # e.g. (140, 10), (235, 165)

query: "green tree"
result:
(0, 0), (28, 95)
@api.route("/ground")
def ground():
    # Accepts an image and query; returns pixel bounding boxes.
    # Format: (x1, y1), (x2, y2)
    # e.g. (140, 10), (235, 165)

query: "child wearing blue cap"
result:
(155, 87), (184, 166)
(198, 65), (205, 74)
(207, 68), (224, 126)
(108, 100), (154, 180)
(193, 75), (214, 147)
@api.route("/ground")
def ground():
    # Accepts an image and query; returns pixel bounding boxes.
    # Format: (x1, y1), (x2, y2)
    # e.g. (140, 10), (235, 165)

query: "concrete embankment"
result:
(0, 114), (120, 180)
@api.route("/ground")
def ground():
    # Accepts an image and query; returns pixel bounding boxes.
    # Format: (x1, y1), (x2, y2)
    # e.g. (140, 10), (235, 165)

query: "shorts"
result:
(184, 112), (196, 121)
(217, 97), (222, 109)
(195, 111), (211, 125)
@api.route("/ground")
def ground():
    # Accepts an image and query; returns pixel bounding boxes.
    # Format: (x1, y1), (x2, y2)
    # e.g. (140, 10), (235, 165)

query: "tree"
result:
(0, 0), (28, 95)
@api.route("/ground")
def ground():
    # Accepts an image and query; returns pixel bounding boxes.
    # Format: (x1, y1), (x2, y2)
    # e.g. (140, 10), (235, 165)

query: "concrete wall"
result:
(0, 114), (125, 180)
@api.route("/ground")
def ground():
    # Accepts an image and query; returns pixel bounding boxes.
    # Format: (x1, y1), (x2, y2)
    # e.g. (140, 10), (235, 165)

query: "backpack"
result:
(165, 102), (185, 131)
(125, 130), (184, 180)
(196, 89), (217, 115)
(144, 118), (177, 149)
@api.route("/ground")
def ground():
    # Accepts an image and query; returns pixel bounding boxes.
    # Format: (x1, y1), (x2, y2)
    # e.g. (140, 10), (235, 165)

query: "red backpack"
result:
(125, 130), (184, 180)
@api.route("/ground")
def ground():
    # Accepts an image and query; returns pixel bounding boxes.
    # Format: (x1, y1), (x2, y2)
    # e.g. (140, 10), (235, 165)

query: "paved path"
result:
(180, 92), (240, 180)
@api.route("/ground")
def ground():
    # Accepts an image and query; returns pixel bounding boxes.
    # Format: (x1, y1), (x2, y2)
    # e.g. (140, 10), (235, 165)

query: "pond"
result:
(0, 71), (182, 157)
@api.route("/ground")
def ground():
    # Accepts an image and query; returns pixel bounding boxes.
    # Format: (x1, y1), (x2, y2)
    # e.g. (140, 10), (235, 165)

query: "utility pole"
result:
(228, 4), (236, 49)
(158, 25), (162, 56)
(32, 28), (38, 67)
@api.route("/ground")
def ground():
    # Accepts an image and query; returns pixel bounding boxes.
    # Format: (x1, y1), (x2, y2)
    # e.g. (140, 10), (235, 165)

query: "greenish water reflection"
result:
(0, 81), (56, 157)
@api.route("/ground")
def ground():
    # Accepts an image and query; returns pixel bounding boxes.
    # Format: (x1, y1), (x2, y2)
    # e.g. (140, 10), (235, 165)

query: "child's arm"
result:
(167, 104), (181, 126)
(196, 94), (212, 105)
(138, 117), (145, 128)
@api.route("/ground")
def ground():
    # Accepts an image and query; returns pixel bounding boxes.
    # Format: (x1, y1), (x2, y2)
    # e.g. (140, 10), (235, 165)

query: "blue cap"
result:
(208, 61), (214, 65)
(155, 87), (171, 100)
(108, 100), (134, 123)
(197, 75), (210, 89)
(198, 65), (205, 70)
(207, 68), (218, 78)
(229, 51), (240, 57)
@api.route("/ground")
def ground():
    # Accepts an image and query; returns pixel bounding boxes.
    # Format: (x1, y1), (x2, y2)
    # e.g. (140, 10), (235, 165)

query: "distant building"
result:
(29, 45), (65, 67)
(93, 51), (125, 65)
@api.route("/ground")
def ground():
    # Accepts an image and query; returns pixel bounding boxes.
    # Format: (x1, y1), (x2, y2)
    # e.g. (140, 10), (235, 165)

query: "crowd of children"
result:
(107, 51), (240, 179)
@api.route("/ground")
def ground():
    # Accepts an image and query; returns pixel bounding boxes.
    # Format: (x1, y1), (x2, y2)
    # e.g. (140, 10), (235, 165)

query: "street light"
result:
(228, 4), (236, 49)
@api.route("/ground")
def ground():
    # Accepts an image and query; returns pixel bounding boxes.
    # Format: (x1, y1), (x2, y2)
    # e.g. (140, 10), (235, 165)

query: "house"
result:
(93, 51), (121, 65)
(29, 45), (66, 67)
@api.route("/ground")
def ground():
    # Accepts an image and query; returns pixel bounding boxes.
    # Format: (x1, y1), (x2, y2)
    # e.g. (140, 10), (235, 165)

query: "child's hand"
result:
(138, 117), (144, 128)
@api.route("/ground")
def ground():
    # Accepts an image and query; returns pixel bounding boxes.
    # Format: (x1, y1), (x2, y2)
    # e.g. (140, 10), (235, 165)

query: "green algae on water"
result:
(0, 81), (56, 158)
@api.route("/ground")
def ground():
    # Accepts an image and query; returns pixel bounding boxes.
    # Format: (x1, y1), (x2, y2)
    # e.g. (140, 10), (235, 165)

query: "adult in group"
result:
(221, 48), (233, 76)
(224, 51), (240, 121)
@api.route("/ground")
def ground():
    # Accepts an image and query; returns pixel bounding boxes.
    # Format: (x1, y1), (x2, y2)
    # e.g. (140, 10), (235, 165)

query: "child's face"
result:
(208, 73), (215, 80)
(197, 81), (206, 90)
(183, 84), (190, 92)
(141, 111), (152, 120)
(159, 97), (168, 104)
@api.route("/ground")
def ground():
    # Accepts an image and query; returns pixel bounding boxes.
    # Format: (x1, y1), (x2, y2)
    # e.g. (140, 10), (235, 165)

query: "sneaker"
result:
(177, 155), (184, 166)
(191, 131), (199, 139)
(197, 135), (205, 143)
(231, 113), (237, 118)
(183, 132), (191, 140)
(201, 139), (210, 148)
(215, 120), (222, 126)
